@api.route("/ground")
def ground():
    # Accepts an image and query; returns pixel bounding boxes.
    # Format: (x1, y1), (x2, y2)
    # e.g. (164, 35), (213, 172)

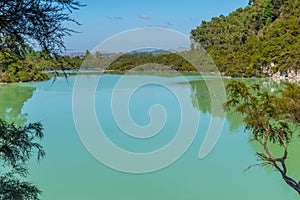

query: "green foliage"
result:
(81, 51), (198, 72)
(225, 81), (292, 144)
(224, 80), (300, 194)
(0, 46), (84, 83)
(191, 0), (299, 77)
(0, 81), (43, 199)
(55, 49), (217, 73)
(277, 82), (300, 123)
(0, 0), (83, 57)
(0, 59), (49, 83)
(0, 1), (85, 83)
(0, 173), (40, 200)
(263, 0), (274, 25)
(0, 119), (45, 199)
(1, 1), (83, 199)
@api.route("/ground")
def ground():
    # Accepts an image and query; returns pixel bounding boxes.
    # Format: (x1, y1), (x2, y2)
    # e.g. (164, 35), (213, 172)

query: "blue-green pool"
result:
(0, 74), (298, 200)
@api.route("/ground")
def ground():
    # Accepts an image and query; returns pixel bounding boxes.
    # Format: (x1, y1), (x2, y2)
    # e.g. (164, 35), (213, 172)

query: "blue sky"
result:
(64, 0), (249, 53)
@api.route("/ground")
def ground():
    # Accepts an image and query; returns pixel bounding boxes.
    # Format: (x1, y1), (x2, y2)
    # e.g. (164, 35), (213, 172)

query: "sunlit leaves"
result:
(191, 0), (300, 77)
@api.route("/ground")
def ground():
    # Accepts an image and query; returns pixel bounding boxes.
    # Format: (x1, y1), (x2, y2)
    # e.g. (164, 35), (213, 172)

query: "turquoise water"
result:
(0, 75), (298, 200)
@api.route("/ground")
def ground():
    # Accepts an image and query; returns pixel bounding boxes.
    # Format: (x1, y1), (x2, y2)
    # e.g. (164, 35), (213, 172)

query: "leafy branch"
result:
(0, 119), (45, 199)
(224, 80), (300, 195)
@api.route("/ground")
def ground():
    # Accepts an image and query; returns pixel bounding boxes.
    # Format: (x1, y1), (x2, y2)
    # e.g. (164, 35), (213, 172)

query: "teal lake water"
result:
(0, 74), (299, 200)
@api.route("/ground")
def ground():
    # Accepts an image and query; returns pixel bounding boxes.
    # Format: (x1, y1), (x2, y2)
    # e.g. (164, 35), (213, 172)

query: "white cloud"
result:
(138, 14), (151, 20)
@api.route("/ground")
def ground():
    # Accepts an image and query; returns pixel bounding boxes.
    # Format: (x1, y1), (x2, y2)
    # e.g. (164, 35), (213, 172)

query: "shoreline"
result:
(1, 70), (300, 84)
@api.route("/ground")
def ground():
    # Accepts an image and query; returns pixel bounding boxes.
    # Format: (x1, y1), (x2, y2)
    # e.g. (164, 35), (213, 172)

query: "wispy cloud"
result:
(108, 16), (124, 20)
(138, 14), (152, 20)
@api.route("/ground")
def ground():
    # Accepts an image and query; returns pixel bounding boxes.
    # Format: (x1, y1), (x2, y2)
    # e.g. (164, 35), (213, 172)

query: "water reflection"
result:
(189, 78), (243, 132)
(189, 78), (293, 130)
(9, 75), (296, 199)
(0, 84), (35, 125)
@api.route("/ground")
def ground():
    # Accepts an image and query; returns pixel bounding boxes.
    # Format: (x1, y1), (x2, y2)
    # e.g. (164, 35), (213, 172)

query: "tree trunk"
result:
(282, 174), (300, 195)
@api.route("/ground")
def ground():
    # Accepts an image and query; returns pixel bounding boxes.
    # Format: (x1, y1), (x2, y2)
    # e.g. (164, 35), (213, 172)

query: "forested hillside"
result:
(82, 51), (198, 72)
(191, 0), (300, 77)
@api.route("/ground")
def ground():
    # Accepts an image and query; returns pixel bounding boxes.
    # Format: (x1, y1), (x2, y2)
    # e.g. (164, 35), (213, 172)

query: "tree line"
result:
(82, 50), (218, 72)
(0, 46), (82, 83)
(191, 0), (300, 77)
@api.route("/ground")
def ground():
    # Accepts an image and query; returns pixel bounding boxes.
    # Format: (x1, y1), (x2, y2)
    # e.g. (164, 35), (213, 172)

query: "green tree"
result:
(0, 120), (45, 199)
(0, 0), (83, 199)
(0, 0), (83, 56)
(191, 0), (300, 77)
(224, 81), (300, 195)
(0, 1), (85, 82)
(263, 0), (274, 25)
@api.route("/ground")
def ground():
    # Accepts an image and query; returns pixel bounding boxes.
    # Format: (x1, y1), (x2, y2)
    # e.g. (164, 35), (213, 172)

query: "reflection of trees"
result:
(189, 78), (243, 132)
(0, 84), (35, 125)
(189, 79), (211, 114)
(187, 77), (300, 193)
(0, 84), (44, 199)
(188, 78), (294, 133)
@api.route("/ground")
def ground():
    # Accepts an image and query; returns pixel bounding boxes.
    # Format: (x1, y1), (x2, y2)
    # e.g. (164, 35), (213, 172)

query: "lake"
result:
(0, 74), (298, 200)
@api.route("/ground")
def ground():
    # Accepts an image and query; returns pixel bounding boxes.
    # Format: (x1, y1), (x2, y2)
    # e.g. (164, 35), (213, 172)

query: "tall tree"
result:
(0, 1), (83, 199)
(224, 81), (300, 195)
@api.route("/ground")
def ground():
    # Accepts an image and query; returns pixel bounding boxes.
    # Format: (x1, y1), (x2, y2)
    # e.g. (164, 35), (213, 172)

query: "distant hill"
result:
(191, 0), (300, 78)
(130, 47), (188, 54)
(130, 48), (170, 54)
(66, 52), (86, 58)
